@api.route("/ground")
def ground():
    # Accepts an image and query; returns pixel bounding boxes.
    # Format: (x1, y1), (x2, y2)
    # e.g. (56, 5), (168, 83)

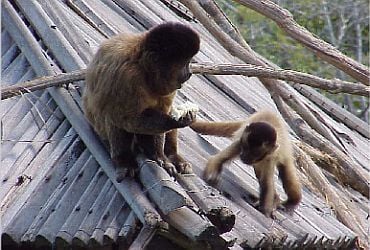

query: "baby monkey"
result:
(190, 110), (302, 217)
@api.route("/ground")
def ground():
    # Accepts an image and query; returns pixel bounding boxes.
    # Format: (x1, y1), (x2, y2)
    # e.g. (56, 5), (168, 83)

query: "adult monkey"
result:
(83, 22), (200, 179)
(191, 110), (302, 217)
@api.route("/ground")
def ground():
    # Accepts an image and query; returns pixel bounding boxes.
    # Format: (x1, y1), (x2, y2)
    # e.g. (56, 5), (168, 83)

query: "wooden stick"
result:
(294, 145), (368, 247)
(127, 226), (156, 250)
(136, 154), (194, 214)
(191, 63), (369, 96)
(1, 69), (86, 100)
(176, 173), (235, 233)
(3, 63), (367, 100)
(163, 206), (220, 243)
(233, 0), (370, 85)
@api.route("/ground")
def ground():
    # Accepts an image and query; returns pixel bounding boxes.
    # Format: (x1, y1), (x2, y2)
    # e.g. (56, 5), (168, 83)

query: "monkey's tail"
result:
(190, 121), (243, 138)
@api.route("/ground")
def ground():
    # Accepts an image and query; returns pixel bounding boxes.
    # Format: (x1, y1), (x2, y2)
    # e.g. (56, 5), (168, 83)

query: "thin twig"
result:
(1, 69), (86, 100)
(233, 0), (370, 85)
(3, 63), (367, 101)
(191, 63), (369, 96)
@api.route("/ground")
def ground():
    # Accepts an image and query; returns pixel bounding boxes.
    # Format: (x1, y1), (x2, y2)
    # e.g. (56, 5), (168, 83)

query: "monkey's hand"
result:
(203, 156), (222, 186)
(171, 102), (198, 127)
(176, 110), (197, 128)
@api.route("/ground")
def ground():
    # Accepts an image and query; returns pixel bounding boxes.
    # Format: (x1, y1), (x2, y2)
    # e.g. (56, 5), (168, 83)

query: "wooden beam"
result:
(176, 173), (235, 233)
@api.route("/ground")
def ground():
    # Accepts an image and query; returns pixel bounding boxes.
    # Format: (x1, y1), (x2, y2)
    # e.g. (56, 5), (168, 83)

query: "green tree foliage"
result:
(216, 0), (369, 121)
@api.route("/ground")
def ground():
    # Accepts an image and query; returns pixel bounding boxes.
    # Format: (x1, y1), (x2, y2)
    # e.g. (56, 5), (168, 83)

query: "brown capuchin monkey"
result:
(83, 22), (200, 180)
(190, 110), (302, 217)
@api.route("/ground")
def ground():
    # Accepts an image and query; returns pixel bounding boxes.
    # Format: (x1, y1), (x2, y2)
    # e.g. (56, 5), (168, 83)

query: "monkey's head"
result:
(142, 22), (200, 95)
(239, 122), (279, 165)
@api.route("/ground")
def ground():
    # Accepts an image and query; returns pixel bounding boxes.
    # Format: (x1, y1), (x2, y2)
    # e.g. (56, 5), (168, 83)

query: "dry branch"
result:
(276, 98), (369, 198)
(198, 0), (249, 48)
(191, 63), (369, 96)
(292, 84), (370, 139)
(294, 145), (368, 247)
(296, 141), (340, 175)
(176, 173), (235, 234)
(3, 63), (367, 101)
(1, 69), (86, 100)
(233, 0), (370, 85)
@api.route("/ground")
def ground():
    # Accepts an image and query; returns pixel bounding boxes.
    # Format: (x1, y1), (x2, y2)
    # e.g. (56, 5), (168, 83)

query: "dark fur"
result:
(83, 22), (200, 178)
(191, 110), (302, 217)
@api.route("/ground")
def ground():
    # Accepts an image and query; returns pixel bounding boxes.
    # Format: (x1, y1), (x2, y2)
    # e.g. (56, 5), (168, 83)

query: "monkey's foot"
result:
(176, 161), (193, 174)
(259, 206), (276, 219)
(156, 158), (176, 176)
(112, 154), (137, 182)
(115, 167), (135, 182)
(167, 154), (193, 174)
(279, 201), (298, 216)
(253, 193), (280, 207)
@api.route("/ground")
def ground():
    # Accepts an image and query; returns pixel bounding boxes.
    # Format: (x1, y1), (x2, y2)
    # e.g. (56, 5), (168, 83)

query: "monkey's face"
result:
(240, 141), (278, 165)
(142, 22), (200, 95)
(177, 61), (192, 85)
(151, 61), (192, 95)
(239, 122), (277, 165)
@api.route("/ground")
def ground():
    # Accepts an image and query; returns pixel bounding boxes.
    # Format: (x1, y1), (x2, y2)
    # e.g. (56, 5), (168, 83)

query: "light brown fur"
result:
(191, 110), (302, 217)
(83, 22), (200, 178)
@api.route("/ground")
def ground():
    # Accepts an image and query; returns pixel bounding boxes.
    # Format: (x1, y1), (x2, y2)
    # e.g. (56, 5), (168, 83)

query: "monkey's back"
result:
(82, 33), (149, 138)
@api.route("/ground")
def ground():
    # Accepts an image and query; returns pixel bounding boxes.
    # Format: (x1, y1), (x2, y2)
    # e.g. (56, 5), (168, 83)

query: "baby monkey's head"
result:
(240, 122), (278, 165)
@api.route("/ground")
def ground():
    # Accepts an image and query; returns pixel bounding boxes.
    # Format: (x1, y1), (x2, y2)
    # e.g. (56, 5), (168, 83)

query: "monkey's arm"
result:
(203, 140), (241, 185)
(190, 121), (244, 138)
(123, 108), (195, 135)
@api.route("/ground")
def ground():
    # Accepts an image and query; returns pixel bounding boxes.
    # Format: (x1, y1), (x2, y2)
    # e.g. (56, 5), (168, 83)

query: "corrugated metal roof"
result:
(1, 0), (367, 249)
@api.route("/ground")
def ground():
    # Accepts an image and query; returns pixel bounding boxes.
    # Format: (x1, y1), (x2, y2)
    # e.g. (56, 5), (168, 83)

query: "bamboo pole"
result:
(176, 173), (235, 233)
